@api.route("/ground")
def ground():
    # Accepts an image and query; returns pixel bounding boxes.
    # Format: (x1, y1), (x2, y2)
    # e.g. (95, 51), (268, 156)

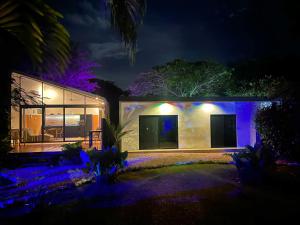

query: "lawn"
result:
(1, 163), (300, 225)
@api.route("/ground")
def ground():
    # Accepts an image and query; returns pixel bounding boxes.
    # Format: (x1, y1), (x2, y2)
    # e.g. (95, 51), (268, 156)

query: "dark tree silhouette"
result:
(92, 79), (128, 125)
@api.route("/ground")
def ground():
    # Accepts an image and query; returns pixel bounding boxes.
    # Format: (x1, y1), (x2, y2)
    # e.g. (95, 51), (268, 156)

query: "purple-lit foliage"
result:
(42, 50), (99, 92)
(87, 146), (128, 181)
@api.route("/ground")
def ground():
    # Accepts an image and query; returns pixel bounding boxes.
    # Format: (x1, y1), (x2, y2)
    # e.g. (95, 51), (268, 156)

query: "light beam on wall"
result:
(201, 103), (214, 112)
(159, 103), (173, 114)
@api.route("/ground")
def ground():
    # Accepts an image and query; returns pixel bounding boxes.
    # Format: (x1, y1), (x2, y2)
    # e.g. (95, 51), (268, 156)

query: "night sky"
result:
(50, 0), (300, 89)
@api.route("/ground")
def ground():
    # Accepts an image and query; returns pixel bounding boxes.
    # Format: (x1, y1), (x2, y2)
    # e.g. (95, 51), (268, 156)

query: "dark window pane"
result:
(211, 115), (236, 148)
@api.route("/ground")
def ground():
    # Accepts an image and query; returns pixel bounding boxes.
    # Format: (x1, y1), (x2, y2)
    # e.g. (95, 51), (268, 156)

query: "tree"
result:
(256, 102), (300, 161)
(227, 57), (294, 98)
(103, 0), (146, 63)
(92, 79), (128, 125)
(42, 48), (99, 92)
(0, 0), (70, 158)
(129, 59), (233, 97)
(225, 75), (288, 98)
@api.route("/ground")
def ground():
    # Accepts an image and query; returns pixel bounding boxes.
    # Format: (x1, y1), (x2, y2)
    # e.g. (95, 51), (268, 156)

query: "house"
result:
(119, 96), (276, 151)
(10, 72), (108, 146)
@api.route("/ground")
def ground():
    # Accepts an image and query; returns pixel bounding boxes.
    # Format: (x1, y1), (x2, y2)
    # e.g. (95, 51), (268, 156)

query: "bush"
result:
(0, 136), (12, 166)
(230, 142), (277, 185)
(61, 141), (83, 164)
(255, 103), (300, 161)
(87, 146), (128, 181)
(104, 119), (132, 149)
(0, 172), (16, 187)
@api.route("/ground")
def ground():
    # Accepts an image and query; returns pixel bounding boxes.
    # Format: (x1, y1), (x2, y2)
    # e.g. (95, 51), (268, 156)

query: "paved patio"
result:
(11, 143), (234, 167)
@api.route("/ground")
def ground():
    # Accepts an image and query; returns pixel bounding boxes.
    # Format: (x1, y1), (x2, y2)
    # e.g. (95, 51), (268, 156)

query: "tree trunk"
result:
(0, 65), (12, 158)
(0, 29), (24, 160)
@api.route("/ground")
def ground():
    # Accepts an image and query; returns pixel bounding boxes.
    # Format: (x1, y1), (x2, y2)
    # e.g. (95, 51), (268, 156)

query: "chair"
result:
(11, 129), (20, 146)
(22, 128), (40, 142)
(56, 127), (63, 138)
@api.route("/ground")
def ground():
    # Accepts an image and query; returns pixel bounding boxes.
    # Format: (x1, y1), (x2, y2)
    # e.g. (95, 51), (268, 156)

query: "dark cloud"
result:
(64, 1), (109, 29)
(49, 0), (300, 89)
(88, 42), (128, 60)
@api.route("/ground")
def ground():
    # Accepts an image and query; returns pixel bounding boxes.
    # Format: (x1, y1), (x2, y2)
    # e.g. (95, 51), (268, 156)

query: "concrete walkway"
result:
(127, 152), (232, 168)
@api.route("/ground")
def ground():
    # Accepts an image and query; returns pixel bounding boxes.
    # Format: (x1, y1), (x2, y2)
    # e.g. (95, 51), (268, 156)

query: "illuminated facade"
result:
(11, 72), (108, 143)
(119, 97), (275, 151)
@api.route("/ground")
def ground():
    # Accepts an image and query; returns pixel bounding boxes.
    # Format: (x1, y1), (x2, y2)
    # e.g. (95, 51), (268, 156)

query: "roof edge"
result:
(119, 96), (277, 102)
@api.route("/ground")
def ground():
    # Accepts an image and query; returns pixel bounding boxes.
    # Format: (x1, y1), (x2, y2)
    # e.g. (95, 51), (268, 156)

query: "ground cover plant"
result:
(1, 163), (300, 225)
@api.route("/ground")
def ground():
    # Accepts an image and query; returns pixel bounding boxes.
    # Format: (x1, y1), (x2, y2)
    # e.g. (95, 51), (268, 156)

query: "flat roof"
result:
(120, 96), (276, 102)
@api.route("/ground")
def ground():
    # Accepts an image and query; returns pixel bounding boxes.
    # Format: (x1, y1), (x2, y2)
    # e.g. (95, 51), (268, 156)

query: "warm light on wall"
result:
(159, 103), (173, 113)
(44, 90), (57, 99)
(201, 103), (214, 112)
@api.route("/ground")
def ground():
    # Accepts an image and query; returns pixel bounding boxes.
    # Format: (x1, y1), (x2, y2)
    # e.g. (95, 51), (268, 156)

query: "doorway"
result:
(210, 114), (237, 148)
(139, 115), (178, 149)
(21, 107), (43, 142)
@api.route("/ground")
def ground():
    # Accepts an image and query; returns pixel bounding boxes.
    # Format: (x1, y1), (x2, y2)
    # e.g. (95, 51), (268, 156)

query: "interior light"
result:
(202, 103), (214, 112)
(159, 103), (173, 114)
(44, 89), (57, 99)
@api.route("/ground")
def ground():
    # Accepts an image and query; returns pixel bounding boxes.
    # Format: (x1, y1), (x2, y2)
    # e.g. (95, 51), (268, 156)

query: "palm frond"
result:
(0, 0), (70, 71)
(105, 118), (132, 148)
(104, 0), (146, 63)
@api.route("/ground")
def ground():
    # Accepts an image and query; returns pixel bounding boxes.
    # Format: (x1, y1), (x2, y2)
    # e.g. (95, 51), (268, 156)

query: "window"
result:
(43, 84), (63, 105)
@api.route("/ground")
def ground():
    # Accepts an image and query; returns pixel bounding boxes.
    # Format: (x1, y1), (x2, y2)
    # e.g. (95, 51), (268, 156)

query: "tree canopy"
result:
(129, 59), (233, 97)
(129, 59), (287, 98)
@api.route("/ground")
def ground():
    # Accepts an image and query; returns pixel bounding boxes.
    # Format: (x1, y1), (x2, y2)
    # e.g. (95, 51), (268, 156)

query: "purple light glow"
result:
(42, 51), (99, 92)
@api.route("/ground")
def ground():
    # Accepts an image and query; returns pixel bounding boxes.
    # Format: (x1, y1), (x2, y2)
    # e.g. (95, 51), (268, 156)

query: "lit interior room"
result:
(10, 72), (108, 145)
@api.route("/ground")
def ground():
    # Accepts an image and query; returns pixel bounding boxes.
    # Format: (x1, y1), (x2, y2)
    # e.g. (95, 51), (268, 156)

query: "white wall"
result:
(119, 101), (260, 151)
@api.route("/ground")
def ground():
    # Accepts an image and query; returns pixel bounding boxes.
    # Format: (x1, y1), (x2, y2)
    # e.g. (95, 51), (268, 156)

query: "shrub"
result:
(0, 136), (12, 167)
(0, 172), (16, 187)
(255, 103), (300, 161)
(103, 119), (132, 149)
(61, 141), (83, 164)
(230, 142), (277, 185)
(87, 146), (128, 181)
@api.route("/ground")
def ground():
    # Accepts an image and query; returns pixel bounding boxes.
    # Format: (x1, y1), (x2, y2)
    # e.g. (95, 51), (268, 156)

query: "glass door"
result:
(210, 115), (237, 148)
(44, 108), (64, 142)
(139, 115), (178, 149)
(64, 108), (85, 141)
(21, 107), (43, 143)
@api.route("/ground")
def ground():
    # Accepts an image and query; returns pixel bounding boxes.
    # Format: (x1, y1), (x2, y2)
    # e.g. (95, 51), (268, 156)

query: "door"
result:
(139, 115), (178, 149)
(64, 108), (85, 141)
(211, 115), (237, 148)
(21, 107), (43, 142)
(139, 116), (159, 149)
(158, 115), (178, 148)
(44, 108), (64, 142)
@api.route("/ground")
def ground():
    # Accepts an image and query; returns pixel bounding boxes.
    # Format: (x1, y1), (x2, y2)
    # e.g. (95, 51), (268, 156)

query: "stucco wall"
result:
(119, 101), (260, 151)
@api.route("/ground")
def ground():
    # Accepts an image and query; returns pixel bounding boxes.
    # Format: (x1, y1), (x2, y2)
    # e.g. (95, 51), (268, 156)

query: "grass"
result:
(2, 163), (300, 225)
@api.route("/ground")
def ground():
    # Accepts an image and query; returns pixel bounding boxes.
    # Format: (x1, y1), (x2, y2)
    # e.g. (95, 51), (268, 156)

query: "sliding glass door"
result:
(210, 115), (237, 148)
(44, 108), (64, 142)
(64, 108), (85, 141)
(20, 105), (102, 143)
(139, 115), (178, 149)
(21, 108), (43, 143)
